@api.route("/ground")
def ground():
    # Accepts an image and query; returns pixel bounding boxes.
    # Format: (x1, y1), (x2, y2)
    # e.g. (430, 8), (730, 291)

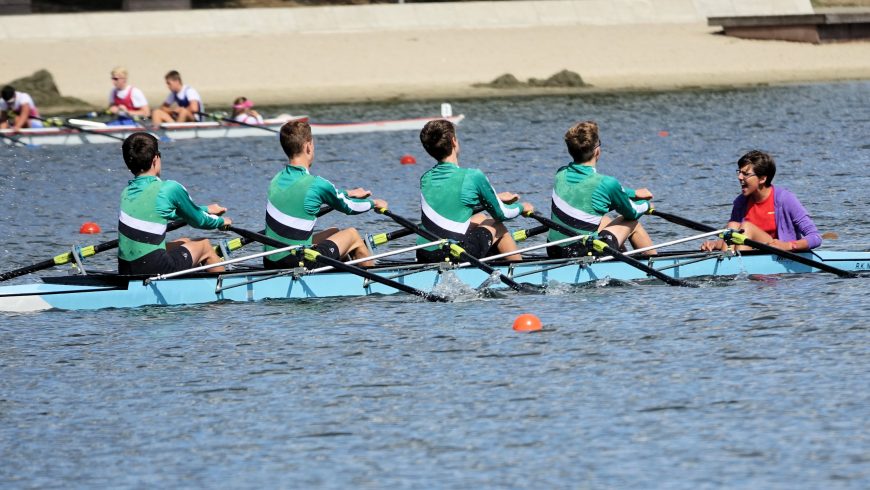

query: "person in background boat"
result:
(262, 119), (385, 269)
(107, 67), (150, 126)
(0, 85), (43, 130)
(231, 97), (263, 125)
(150, 70), (203, 126)
(415, 119), (533, 263)
(701, 150), (821, 252)
(118, 132), (232, 275)
(547, 120), (655, 258)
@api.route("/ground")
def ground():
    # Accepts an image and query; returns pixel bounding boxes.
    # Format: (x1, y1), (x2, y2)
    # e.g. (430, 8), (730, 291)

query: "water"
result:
(1, 82), (869, 488)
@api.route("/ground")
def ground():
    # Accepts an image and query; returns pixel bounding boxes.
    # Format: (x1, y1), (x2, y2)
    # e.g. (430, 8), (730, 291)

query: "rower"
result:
(701, 150), (822, 252)
(231, 97), (264, 125)
(415, 119), (533, 263)
(151, 70), (203, 126)
(547, 120), (656, 258)
(118, 132), (231, 275)
(107, 67), (150, 126)
(262, 120), (386, 269)
(0, 85), (43, 130)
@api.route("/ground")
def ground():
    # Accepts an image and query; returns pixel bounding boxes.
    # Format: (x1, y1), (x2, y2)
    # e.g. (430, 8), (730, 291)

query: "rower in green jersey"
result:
(415, 119), (534, 263)
(263, 120), (387, 269)
(547, 120), (656, 258)
(118, 132), (231, 275)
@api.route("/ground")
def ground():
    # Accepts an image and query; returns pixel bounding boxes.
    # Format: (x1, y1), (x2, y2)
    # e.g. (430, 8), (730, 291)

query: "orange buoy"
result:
(400, 154), (416, 165)
(658, 130), (669, 137)
(79, 222), (101, 234)
(513, 313), (542, 332)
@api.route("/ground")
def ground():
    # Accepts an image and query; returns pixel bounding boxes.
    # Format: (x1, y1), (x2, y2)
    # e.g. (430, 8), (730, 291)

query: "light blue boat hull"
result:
(1, 251), (867, 312)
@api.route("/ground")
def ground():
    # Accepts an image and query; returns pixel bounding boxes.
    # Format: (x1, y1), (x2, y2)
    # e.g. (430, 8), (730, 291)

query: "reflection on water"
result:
(1, 82), (869, 488)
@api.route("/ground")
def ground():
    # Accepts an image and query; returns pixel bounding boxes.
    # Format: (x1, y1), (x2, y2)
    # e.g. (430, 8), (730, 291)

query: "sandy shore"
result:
(4, 21), (870, 110)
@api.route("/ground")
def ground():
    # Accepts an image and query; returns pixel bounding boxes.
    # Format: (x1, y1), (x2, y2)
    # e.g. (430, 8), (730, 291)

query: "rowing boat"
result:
(1, 250), (866, 313)
(0, 109), (466, 146)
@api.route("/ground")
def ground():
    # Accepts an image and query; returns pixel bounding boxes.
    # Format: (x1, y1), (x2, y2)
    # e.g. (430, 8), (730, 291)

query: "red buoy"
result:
(658, 130), (669, 137)
(400, 154), (416, 165)
(79, 222), (101, 234)
(513, 313), (542, 332)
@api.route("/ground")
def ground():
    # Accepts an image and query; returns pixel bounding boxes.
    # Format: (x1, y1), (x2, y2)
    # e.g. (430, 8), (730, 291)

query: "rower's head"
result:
(164, 70), (183, 93)
(737, 150), (775, 190)
(280, 120), (313, 163)
(111, 67), (128, 88)
(1, 85), (14, 105)
(420, 119), (458, 161)
(565, 121), (601, 164)
(232, 96), (252, 116)
(122, 132), (161, 176)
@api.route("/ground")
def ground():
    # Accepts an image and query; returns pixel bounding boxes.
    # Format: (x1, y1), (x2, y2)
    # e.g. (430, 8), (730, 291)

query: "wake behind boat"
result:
(0, 104), (465, 146)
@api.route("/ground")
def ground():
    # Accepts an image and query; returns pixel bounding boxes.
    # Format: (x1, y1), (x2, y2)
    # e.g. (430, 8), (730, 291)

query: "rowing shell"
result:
(0, 113), (466, 146)
(0, 250), (866, 313)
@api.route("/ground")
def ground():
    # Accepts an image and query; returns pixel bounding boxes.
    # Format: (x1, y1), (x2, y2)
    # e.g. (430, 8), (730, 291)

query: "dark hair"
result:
(122, 132), (159, 175)
(420, 119), (456, 161)
(279, 120), (312, 158)
(738, 150), (776, 186)
(165, 70), (182, 82)
(1, 85), (14, 102)
(564, 121), (600, 163)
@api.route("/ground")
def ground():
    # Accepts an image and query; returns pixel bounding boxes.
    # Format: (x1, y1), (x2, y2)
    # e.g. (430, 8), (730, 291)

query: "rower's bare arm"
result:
(498, 192), (519, 204)
(634, 188), (653, 200)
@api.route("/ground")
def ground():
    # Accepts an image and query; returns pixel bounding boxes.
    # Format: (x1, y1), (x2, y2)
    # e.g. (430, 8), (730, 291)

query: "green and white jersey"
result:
(264, 165), (374, 262)
(548, 162), (649, 243)
(418, 161), (523, 248)
(118, 175), (225, 262)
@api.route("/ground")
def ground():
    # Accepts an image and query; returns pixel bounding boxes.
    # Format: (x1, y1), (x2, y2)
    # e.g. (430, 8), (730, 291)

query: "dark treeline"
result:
(32, 0), (502, 14)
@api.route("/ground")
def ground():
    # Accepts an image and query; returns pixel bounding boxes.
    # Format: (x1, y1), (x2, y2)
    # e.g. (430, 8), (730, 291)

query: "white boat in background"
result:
(0, 104), (465, 146)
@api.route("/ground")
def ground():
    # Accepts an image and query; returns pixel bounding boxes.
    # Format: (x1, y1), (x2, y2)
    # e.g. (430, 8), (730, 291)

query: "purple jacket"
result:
(729, 186), (822, 249)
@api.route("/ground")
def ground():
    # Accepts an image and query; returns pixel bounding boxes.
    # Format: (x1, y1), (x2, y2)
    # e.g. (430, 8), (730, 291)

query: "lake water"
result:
(1, 82), (868, 488)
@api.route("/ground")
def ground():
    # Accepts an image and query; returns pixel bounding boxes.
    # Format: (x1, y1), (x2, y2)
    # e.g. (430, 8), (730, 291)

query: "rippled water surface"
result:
(1, 83), (869, 488)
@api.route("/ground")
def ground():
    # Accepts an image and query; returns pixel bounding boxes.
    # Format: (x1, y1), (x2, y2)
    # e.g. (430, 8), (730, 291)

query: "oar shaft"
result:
(33, 115), (128, 142)
(651, 210), (856, 278)
(197, 112), (279, 134)
(0, 220), (188, 282)
(225, 225), (448, 302)
(526, 212), (694, 287)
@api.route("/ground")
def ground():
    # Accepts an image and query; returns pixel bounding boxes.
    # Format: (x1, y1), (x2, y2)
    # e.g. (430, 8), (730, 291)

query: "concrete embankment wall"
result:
(0, 0), (813, 40)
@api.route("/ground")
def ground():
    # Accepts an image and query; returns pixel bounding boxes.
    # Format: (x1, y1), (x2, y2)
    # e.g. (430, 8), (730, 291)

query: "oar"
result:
(196, 111), (279, 134)
(376, 208), (543, 293)
(650, 209), (858, 278)
(525, 212), (696, 287)
(0, 220), (187, 282)
(223, 225), (449, 302)
(31, 115), (128, 142)
(369, 223), (549, 248)
(0, 132), (32, 147)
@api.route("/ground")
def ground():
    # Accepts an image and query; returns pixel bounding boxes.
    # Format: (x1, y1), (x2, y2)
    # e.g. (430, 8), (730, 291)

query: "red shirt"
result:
(744, 187), (777, 238)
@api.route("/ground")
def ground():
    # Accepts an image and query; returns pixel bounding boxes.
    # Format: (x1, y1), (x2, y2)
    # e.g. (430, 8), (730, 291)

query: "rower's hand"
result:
(221, 217), (233, 227)
(521, 202), (534, 215)
(700, 239), (725, 252)
(498, 192), (519, 204)
(372, 199), (388, 210)
(347, 188), (372, 199)
(635, 188), (653, 201)
(108, 105), (122, 115)
(207, 204), (227, 215)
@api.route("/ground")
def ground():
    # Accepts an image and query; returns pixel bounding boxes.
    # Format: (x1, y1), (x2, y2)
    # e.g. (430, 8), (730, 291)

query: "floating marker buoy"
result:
(658, 130), (669, 137)
(513, 313), (542, 332)
(79, 222), (101, 234)
(400, 154), (416, 165)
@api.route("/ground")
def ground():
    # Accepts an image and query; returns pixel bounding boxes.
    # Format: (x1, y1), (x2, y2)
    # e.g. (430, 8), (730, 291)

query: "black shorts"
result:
(118, 246), (194, 275)
(546, 231), (621, 259)
(263, 240), (341, 269)
(416, 227), (495, 263)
